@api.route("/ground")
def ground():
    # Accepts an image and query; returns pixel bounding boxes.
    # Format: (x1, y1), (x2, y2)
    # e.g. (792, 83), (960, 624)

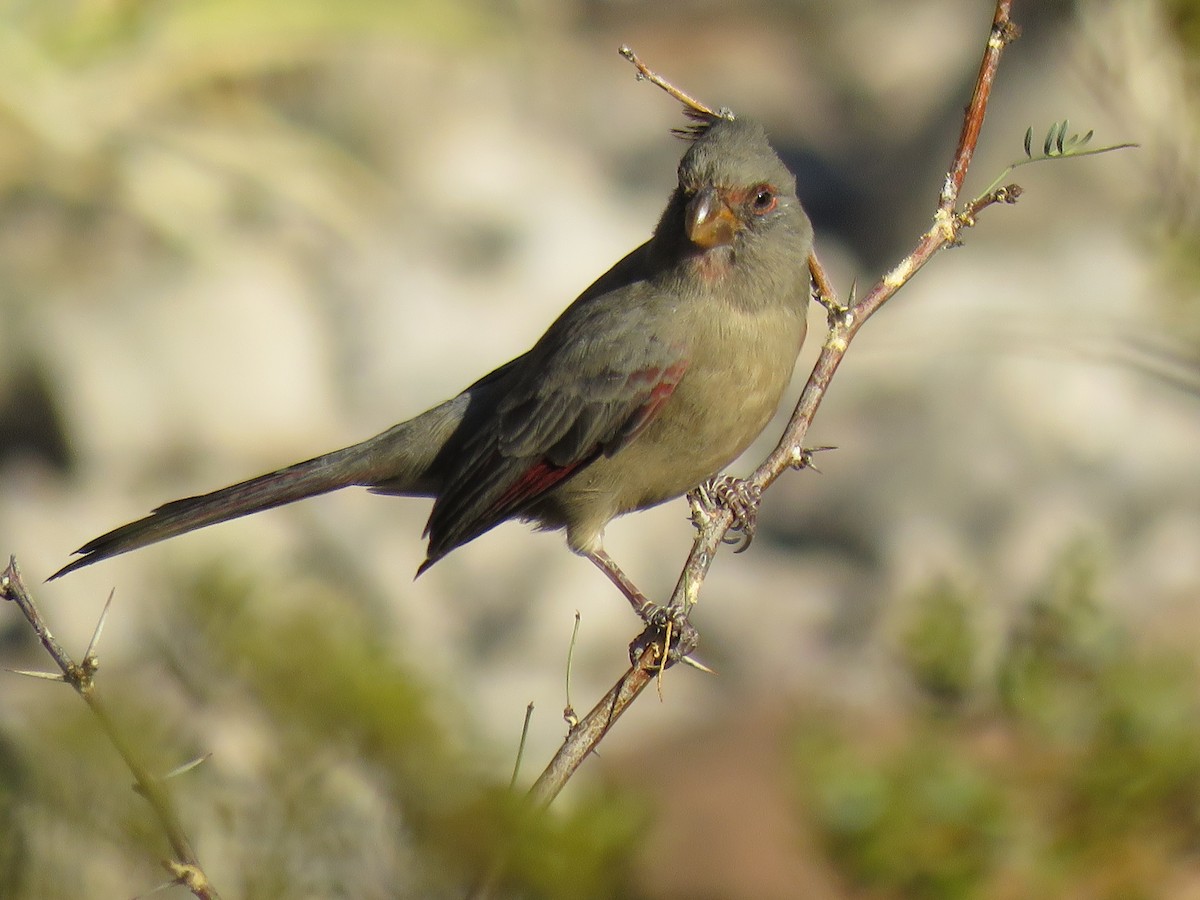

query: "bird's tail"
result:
(49, 441), (385, 580)
(50, 387), (476, 580)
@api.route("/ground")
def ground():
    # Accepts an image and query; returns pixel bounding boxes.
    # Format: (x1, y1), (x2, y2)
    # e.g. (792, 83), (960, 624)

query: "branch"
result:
(688, 0), (1020, 566)
(1, 557), (221, 900)
(617, 46), (726, 120)
(528, 0), (1021, 808)
(528, 643), (662, 807)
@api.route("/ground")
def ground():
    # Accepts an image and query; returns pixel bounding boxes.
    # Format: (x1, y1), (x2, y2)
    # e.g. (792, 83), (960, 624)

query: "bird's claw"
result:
(629, 608), (699, 669)
(639, 602), (674, 630)
(690, 475), (762, 552)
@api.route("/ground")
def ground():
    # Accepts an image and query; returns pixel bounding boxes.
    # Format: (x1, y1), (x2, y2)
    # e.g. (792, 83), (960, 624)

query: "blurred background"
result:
(1, 0), (1199, 896)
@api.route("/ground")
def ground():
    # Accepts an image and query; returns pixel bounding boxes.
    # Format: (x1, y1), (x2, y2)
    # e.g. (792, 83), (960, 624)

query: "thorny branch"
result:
(1, 2), (1031, 893)
(529, 0), (1020, 809)
(0, 558), (221, 900)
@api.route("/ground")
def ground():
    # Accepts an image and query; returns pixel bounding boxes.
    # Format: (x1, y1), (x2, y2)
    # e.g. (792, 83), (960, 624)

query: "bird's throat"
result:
(688, 245), (735, 282)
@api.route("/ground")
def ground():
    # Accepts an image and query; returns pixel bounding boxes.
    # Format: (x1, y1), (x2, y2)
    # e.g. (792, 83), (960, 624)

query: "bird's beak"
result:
(685, 186), (740, 249)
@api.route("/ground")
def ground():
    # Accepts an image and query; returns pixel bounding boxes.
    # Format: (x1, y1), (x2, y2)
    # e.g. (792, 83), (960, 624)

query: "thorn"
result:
(158, 861), (211, 897)
(687, 489), (714, 528)
(134, 877), (179, 898)
(791, 445), (837, 472)
(679, 655), (717, 675)
(163, 754), (211, 781)
(84, 587), (116, 663)
(6, 668), (66, 682)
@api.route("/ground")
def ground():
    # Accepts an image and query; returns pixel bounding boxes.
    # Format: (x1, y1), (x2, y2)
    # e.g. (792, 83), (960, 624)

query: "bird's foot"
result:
(629, 607), (700, 672)
(689, 475), (762, 552)
(582, 541), (706, 677)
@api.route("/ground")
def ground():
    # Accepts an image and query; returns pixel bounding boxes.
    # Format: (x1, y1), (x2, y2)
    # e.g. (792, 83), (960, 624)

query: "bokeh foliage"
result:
(794, 545), (1200, 898)
(2, 566), (646, 897)
(0, 0), (500, 286)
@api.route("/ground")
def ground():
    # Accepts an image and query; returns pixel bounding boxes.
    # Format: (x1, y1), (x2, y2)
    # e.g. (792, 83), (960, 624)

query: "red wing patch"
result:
(418, 454), (591, 575)
(605, 359), (689, 453)
(420, 356), (689, 573)
(489, 457), (590, 521)
(453, 360), (686, 539)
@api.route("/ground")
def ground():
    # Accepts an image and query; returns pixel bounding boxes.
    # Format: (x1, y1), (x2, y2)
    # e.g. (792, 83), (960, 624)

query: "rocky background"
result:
(2, 0), (1199, 896)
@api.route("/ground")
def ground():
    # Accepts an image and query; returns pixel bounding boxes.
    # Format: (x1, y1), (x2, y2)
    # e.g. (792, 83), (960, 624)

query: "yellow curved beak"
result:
(685, 186), (740, 249)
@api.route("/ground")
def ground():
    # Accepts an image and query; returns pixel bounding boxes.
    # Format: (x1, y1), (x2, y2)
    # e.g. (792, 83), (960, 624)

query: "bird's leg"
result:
(689, 475), (763, 552)
(585, 548), (706, 673)
(585, 547), (663, 623)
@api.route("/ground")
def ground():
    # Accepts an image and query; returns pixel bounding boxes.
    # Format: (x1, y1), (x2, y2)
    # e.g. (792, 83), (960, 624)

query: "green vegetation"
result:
(794, 546), (1200, 898)
(2, 566), (646, 897)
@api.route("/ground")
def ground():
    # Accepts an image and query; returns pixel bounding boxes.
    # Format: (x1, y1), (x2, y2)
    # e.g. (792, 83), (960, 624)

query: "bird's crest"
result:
(672, 106), (737, 142)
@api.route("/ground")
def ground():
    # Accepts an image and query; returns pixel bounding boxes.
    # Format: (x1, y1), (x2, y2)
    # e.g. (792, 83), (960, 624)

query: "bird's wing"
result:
(420, 282), (688, 567)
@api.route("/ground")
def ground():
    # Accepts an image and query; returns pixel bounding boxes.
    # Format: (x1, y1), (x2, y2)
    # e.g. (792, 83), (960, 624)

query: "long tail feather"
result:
(50, 444), (378, 580)
(50, 382), (484, 580)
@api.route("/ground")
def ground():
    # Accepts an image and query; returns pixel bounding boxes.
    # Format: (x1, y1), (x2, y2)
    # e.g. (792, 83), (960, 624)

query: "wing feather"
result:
(420, 323), (689, 566)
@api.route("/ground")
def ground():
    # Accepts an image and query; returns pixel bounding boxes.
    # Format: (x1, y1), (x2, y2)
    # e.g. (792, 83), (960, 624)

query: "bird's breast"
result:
(552, 292), (806, 525)
(658, 296), (807, 480)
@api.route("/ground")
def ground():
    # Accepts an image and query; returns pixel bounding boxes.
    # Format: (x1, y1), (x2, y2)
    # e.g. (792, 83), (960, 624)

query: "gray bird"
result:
(52, 112), (813, 614)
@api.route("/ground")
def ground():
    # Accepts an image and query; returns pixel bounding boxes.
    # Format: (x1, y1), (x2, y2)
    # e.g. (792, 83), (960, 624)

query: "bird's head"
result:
(656, 113), (811, 284)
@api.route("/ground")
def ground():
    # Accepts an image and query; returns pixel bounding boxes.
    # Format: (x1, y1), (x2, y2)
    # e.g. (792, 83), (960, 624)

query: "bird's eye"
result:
(750, 185), (777, 215)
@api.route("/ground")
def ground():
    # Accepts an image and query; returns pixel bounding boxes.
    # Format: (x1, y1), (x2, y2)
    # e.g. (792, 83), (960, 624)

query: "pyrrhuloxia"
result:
(52, 112), (814, 613)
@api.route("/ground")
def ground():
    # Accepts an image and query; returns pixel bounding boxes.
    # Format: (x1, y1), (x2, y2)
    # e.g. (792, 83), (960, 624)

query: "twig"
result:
(527, 640), (677, 808)
(469, 637), (681, 896)
(617, 46), (725, 120)
(1, 557), (221, 900)
(942, 2), (1020, 215)
(563, 610), (581, 729)
(509, 702), (535, 790)
(745, 0), (1019, 498)
(529, 0), (1021, 807)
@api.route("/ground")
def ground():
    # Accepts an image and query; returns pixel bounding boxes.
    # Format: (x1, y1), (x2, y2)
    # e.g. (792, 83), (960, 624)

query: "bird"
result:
(51, 111), (814, 617)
